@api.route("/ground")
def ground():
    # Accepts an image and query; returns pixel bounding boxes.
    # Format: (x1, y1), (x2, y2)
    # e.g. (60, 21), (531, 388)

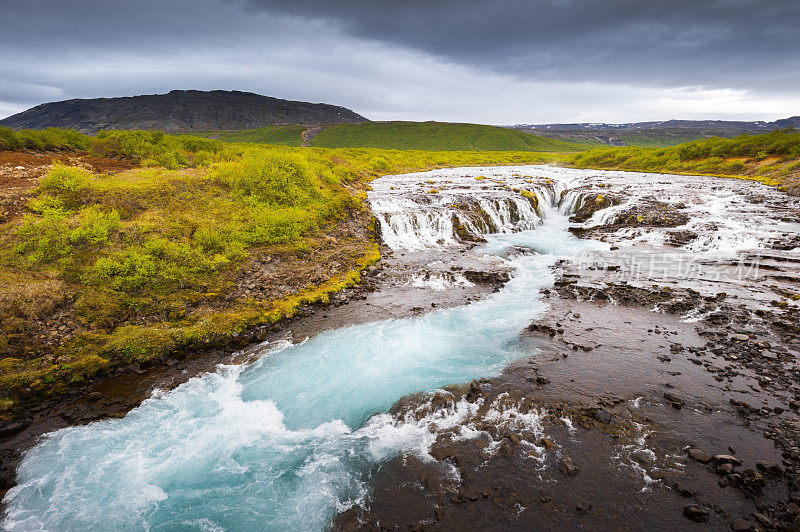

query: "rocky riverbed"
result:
(333, 166), (800, 531)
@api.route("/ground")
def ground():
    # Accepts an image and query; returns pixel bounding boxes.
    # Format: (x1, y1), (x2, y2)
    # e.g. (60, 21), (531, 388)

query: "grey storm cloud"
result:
(245, 0), (800, 90)
(0, 0), (799, 122)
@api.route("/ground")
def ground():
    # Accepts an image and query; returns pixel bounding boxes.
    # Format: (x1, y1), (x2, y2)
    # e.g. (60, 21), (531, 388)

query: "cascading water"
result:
(2, 167), (602, 531)
(371, 168), (566, 250)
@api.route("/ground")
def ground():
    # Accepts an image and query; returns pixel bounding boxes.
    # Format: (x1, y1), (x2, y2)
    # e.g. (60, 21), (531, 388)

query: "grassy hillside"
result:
(568, 129), (800, 192)
(192, 121), (586, 152)
(0, 127), (562, 415)
(309, 121), (583, 151)
(191, 125), (304, 146)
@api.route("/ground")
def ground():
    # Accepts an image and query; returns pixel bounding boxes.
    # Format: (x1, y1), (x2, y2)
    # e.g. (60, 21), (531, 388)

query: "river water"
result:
(3, 165), (798, 530)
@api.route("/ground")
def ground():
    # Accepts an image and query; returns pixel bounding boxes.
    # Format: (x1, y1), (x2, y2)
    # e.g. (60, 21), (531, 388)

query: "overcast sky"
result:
(1, 0), (799, 124)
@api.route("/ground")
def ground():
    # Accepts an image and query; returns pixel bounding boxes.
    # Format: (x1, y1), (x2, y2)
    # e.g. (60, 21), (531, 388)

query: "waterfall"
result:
(371, 176), (562, 251)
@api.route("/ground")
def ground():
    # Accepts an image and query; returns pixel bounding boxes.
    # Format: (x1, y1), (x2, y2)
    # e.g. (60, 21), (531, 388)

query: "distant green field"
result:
(310, 121), (584, 151)
(194, 121), (587, 152)
(190, 125), (304, 146)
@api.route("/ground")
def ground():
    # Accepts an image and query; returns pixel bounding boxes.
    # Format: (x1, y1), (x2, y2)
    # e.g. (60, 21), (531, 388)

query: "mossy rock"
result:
(75, 288), (126, 329)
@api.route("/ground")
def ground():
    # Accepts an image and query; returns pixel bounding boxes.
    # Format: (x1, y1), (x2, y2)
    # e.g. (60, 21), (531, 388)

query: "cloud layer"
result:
(1, 0), (798, 123)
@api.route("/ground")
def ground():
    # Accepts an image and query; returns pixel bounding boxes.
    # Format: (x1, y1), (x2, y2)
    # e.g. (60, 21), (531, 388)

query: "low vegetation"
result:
(194, 121), (586, 152)
(190, 125), (305, 146)
(0, 126), (90, 152)
(0, 128), (559, 416)
(310, 121), (584, 151)
(568, 129), (800, 192)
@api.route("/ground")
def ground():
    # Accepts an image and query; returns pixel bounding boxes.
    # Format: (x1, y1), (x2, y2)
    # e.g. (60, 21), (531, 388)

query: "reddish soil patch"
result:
(0, 150), (137, 222)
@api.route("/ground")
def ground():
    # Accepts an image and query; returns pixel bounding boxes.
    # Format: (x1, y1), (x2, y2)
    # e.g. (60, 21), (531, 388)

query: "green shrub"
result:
(0, 127), (22, 150)
(39, 165), (93, 208)
(0, 127), (90, 151)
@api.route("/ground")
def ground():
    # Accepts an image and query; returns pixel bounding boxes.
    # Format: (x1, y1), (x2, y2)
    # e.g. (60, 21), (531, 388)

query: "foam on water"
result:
(407, 273), (473, 291)
(2, 172), (602, 531)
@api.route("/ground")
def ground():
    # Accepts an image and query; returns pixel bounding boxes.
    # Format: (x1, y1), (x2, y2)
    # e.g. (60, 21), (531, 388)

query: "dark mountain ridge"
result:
(0, 90), (368, 134)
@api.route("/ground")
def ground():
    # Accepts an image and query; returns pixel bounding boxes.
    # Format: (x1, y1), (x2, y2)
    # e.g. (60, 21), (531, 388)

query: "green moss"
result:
(520, 189), (540, 215)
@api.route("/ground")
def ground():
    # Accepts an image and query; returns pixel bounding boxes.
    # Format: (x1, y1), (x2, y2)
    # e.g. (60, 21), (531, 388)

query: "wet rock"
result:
(756, 460), (783, 477)
(631, 449), (654, 465)
(503, 430), (521, 446)
(717, 463), (735, 475)
(498, 439), (515, 457)
(538, 437), (556, 449)
(123, 363), (146, 375)
(752, 513), (772, 527)
(595, 409), (612, 424)
(0, 419), (30, 438)
(673, 481), (697, 498)
(730, 518), (751, 531)
(569, 192), (620, 223)
(463, 270), (510, 287)
(688, 448), (712, 463)
(732, 334), (750, 342)
(741, 469), (766, 492)
(667, 230), (698, 247)
(683, 505), (709, 522)
(558, 457), (579, 476)
(714, 455), (743, 467)
(664, 392), (685, 409)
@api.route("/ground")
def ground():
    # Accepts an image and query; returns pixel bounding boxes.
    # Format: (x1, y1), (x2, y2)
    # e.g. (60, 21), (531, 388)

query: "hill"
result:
(0, 90), (368, 134)
(195, 121), (585, 151)
(509, 117), (800, 147)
